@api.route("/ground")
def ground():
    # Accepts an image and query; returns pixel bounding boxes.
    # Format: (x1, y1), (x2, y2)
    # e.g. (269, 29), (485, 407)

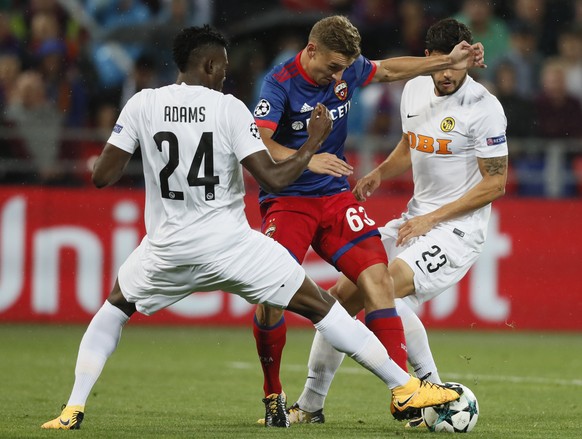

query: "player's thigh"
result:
(119, 232), (306, 315)
(313, 192), (387, 284)
(388, 227), (480, 306)
(117, 241), (198, 316)
(218, 230), (307, 309)
(389, 258), (416, 299)
(260, 197), (319, 263)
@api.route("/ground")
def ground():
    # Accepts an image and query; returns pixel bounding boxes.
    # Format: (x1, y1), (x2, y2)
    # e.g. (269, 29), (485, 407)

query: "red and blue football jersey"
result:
(254, 51), (376, 202)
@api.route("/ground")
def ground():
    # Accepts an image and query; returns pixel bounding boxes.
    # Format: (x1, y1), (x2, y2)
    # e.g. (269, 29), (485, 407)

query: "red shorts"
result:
(260, 191), (388, 284)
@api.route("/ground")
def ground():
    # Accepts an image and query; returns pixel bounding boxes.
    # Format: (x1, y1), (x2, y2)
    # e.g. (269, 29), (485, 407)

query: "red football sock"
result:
(253, 316), (287, 396)
(365, 308), (408, 371)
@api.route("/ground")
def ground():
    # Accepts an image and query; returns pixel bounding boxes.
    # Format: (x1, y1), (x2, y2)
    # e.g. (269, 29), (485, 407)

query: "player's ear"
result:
(204, 58), (214, 75)
(306, 42), (317, 59)
(424, 49), (430, 57)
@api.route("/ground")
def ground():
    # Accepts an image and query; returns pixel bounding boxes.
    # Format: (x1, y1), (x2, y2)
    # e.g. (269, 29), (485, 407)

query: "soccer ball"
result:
(422, 383), (479, 433)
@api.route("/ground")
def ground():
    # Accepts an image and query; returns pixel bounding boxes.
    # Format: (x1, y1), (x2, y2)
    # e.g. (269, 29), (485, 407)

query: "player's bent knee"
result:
(107, 280), (136, 317)
(286, 279), (334, 324)
(332, 277), (364, 316)
(255, 303), (285, 326)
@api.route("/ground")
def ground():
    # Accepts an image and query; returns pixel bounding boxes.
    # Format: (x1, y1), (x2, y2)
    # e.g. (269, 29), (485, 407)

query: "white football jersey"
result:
(107, 83), (267, 264)
(400, 75), (508, 242)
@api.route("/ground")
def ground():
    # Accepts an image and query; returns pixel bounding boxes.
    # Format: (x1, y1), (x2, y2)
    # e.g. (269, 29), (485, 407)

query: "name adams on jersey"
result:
(164, 106), (206, 123)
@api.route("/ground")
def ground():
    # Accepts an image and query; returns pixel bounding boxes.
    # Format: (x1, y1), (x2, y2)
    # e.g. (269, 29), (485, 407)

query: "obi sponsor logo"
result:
(408, 131), (453, 155)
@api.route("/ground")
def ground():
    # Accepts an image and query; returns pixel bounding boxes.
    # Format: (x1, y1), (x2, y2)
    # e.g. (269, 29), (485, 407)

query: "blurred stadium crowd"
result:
(0, 0), (581, 197)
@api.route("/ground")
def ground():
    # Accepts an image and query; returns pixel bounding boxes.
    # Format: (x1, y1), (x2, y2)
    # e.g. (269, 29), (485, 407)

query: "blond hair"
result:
(308, 15), (361, 59)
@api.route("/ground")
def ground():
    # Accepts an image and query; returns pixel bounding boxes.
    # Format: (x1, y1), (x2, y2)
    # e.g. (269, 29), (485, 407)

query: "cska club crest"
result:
(264, 221), (277, 238)
(334, 80), (348, 101)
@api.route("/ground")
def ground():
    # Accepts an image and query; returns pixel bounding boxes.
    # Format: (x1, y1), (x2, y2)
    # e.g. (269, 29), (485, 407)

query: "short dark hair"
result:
(425, 18), (473, 54)
(172, 25), (228, 72)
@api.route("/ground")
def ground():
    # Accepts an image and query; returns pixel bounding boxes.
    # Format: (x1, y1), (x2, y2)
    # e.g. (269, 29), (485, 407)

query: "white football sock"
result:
(296, 330), (345, 412)
(314, 302), (410, 390)
(67, 301), (130, 406)
(397, 299), (441, 383)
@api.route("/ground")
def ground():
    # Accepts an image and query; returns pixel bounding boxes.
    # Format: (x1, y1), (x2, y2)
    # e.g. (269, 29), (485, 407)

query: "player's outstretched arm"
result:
(396, 155), (508, 246)
(92, 143), (133, 188)
(243, 103), (333, 193)
(353, 133), (412, 201)
(371, 41), (485, 83)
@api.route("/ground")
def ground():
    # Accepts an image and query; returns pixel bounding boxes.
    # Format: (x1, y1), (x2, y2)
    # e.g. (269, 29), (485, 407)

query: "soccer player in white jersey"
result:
(286, 18), (509, 428)
(40, 25), (463, 430)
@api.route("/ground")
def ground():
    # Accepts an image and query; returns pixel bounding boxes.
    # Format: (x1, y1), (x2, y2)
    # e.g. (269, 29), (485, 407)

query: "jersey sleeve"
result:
(352, 55), (377, 87)
(226, 95), (268, 162)
(106, 91), (142, 153)
(469, 96), (509, 158)
(253, 74), (287, 131)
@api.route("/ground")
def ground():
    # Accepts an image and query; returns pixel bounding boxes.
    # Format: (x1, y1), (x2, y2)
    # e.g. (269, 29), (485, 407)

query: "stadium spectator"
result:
(534, 58), (582, 139)
(397, 0), (435, 56)
(533, 58), (582, 196)
(119, 52), (160, 107)
(349, 0), (399, 58)
(251, 32), (303, 109)
(492, 20), (543, 99)
(555, 25), (582, 103)
(0, 1), (580, 190)
(0, 12), (24, 57)
(510, 0), (571, 56)
(26, 11), (61, 55)
(286, 18), (508, 429)
(40, 24), (462, 431)
(0, 49), (21, 111)
(73, 100), (121, 186)
(493, 61), (536, 138)
(4, 70), (64, 184)
(574, 0), (582, 27)
(455, 0), (510, 79)
(250, 14), (484, 427)
(34, 38), (89, 127)
(86, 0), (153, 87)
(361, 83), (398, 137)
(146, 0), (213, 82)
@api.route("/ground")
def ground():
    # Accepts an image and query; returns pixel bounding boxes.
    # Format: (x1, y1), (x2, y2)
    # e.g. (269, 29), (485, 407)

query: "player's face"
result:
(426, 50), (467, 96)
(306, 44), (354, 86)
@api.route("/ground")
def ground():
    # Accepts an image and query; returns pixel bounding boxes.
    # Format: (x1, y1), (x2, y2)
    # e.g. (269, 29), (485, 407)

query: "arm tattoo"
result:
(483, 156), (507, 176)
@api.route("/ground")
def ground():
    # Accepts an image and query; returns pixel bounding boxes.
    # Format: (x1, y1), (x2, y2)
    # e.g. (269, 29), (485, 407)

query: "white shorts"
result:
(118, 230), (306, 316)
(380, 216), (482, 307)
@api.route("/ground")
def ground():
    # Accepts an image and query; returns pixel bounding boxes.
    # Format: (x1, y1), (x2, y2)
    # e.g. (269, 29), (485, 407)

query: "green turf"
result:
(1, 324), (580, 438)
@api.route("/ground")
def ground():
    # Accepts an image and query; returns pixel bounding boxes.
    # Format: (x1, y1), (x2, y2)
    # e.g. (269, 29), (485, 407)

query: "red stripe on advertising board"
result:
(0, 187), (580, 330)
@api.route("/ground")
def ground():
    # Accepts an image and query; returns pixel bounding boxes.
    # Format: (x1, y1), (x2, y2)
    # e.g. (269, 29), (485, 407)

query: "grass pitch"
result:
(1, 324), (580, 438)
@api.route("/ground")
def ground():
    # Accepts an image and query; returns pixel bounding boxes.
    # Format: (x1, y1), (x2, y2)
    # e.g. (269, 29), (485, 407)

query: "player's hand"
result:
(449, 40), (486, 70)
(308, 152), (353, 177)
(396, 214), (437, 246)
(307, 103), (333, 145)
(353, 169), (381, 201)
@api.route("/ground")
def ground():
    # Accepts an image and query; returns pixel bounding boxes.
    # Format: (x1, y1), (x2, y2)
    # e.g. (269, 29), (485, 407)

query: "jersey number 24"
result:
(154, 131), (219, 201)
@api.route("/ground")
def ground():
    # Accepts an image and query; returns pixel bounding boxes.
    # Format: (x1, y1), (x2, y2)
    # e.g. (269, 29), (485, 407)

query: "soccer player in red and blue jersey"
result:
(252, 15), (485, 427)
